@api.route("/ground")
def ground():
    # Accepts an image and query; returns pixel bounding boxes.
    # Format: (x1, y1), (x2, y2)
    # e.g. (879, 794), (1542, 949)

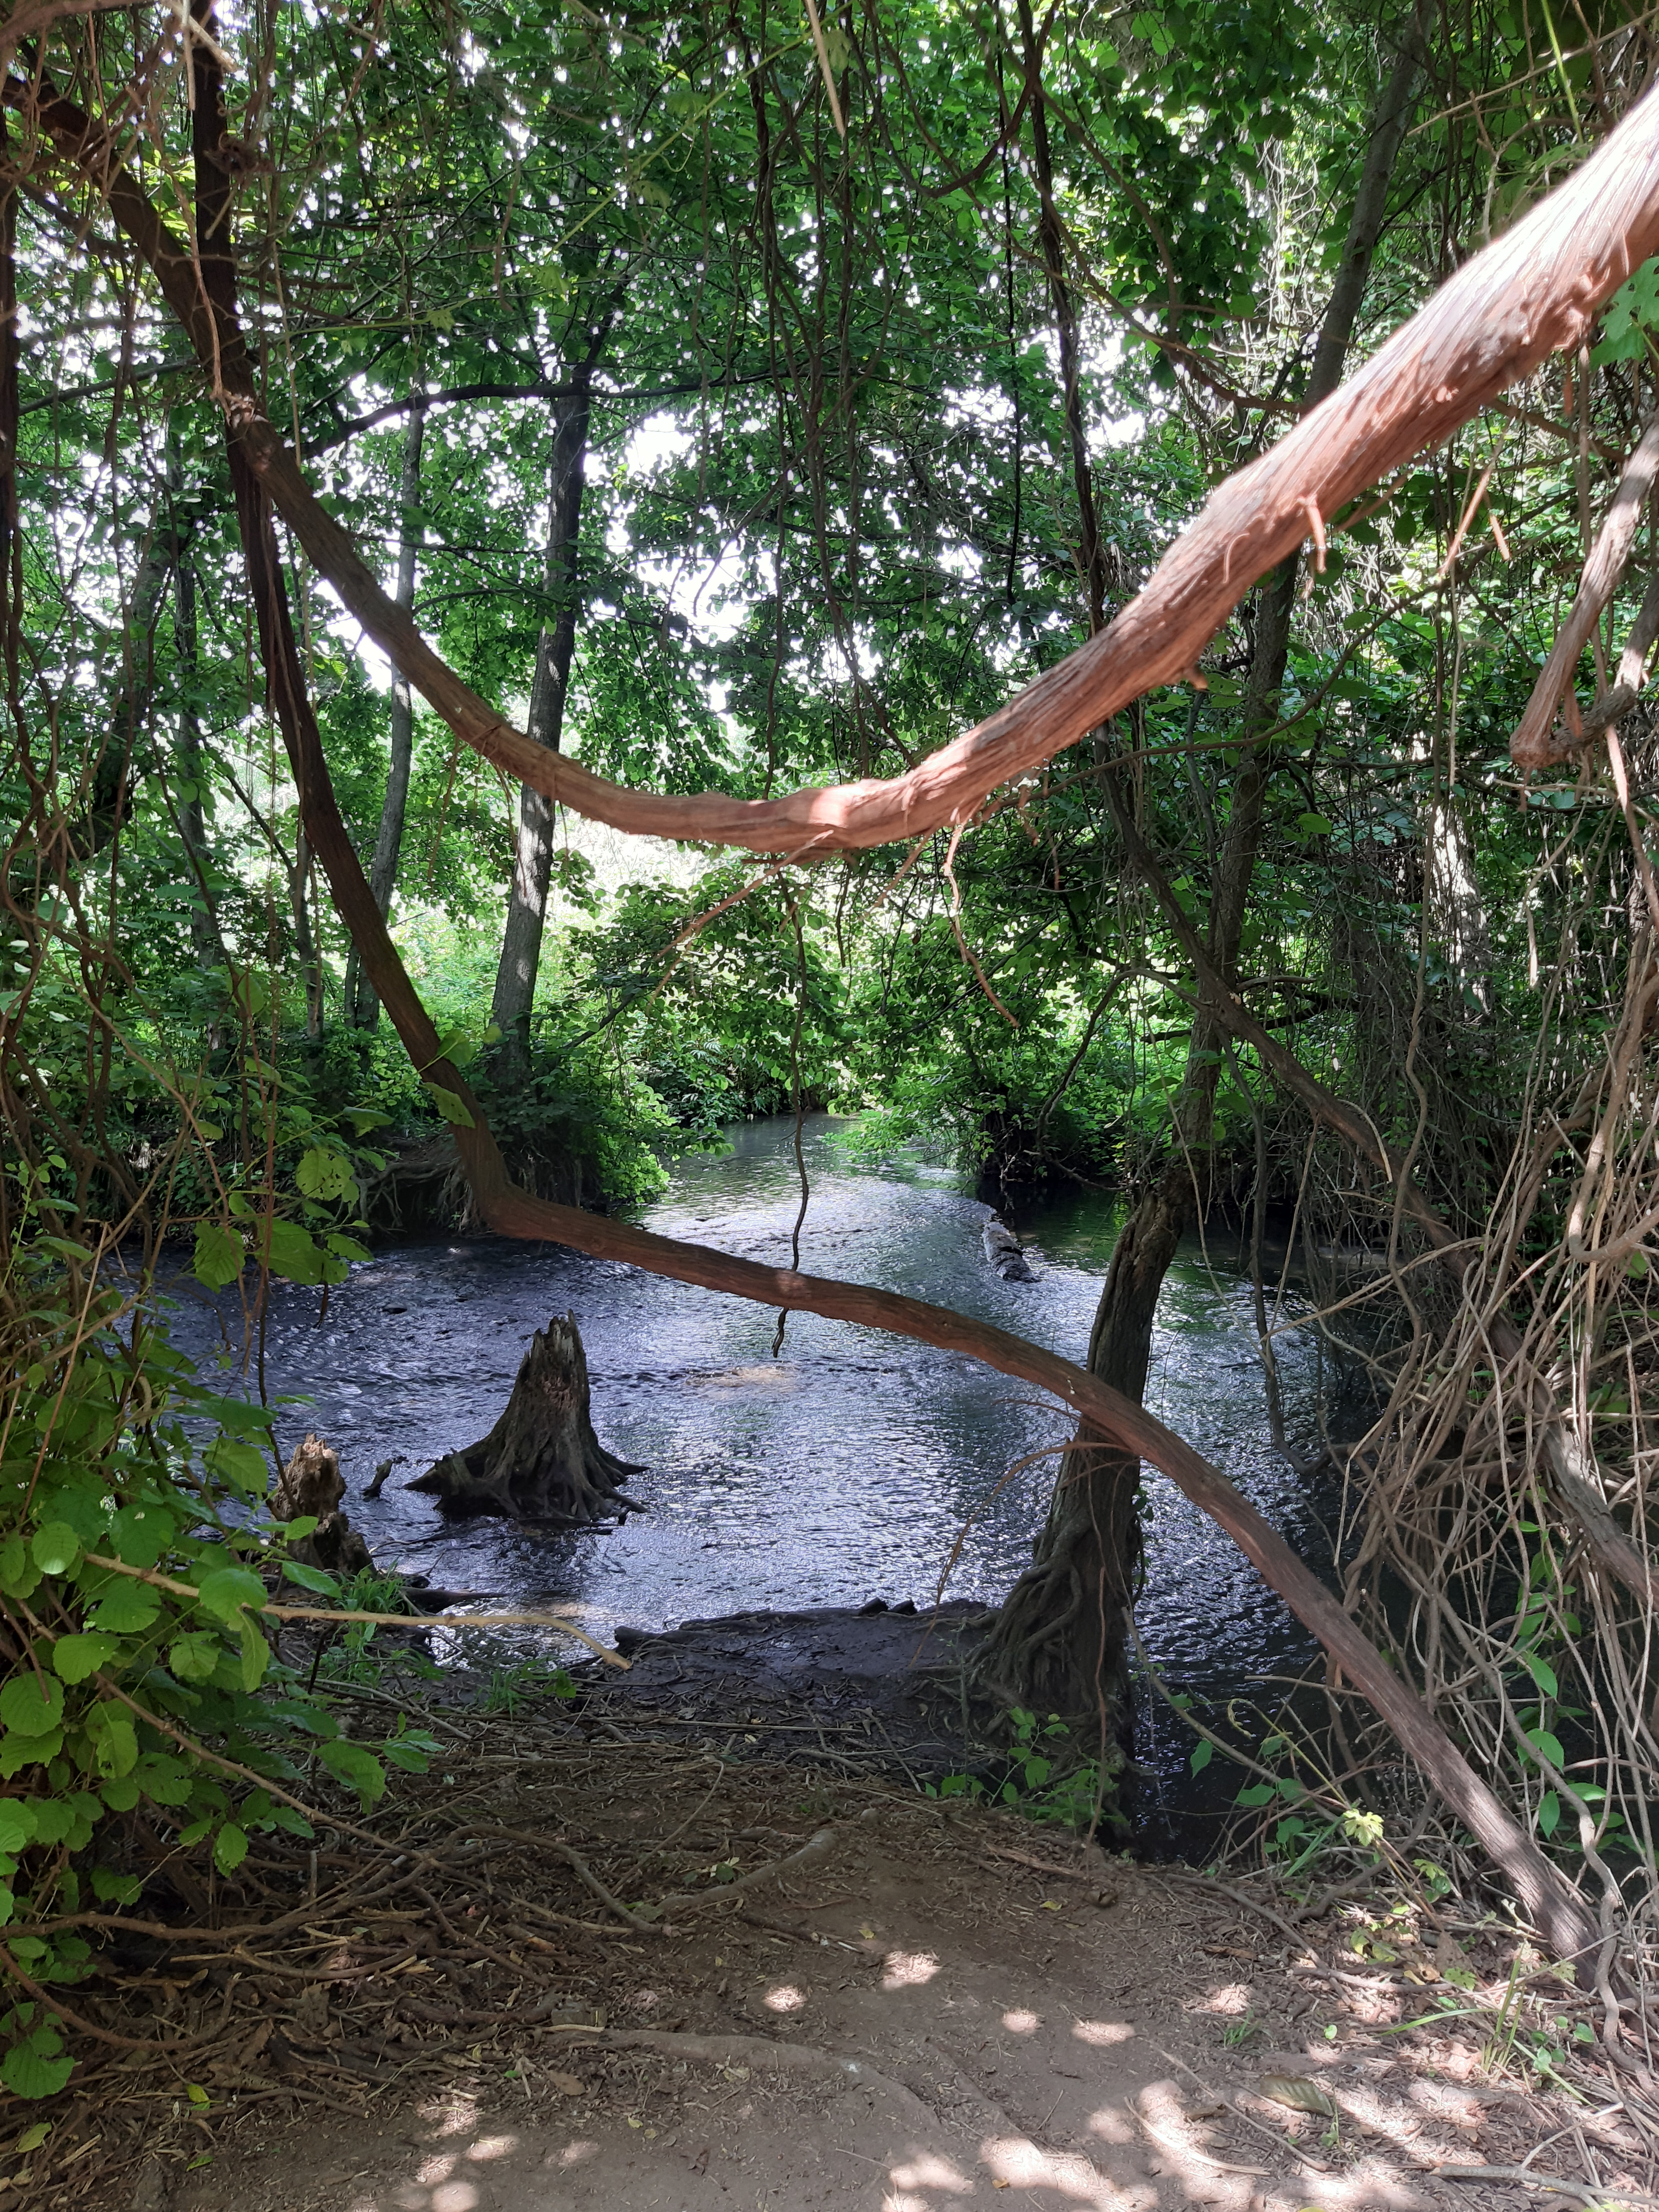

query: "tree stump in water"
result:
(274, 1432), (374, 1575)
(408, 1311), (643, 1521)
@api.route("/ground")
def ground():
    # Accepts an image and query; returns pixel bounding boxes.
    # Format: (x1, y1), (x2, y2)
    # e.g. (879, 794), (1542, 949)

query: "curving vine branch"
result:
(14, 77), (1659, 854)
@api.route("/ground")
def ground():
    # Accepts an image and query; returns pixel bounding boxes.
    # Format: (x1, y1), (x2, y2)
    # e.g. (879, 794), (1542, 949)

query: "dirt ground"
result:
(46, 1691), (1646, 2212)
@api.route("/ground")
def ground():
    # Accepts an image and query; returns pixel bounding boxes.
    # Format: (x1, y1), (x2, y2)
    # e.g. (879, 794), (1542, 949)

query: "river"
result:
(162, 1115), (1360, 1804)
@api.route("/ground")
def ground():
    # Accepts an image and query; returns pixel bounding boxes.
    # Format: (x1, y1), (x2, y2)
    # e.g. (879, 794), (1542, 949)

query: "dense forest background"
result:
(8, 0), (1659, 2109)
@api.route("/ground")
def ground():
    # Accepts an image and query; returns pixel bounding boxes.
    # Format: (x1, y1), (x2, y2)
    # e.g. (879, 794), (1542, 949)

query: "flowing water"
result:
(160, 1115), (1363, 1803)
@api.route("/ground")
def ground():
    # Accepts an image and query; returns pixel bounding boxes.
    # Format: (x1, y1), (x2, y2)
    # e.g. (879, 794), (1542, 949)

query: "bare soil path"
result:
(61, 1708), (1641, 2212)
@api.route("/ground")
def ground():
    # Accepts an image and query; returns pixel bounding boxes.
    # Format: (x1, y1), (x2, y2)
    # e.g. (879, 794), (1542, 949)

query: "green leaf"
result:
(191, 1222), (244, 1291)
(107, 1505), (173, 1572)
(1538, 1790), (1561, 1838)
(295, 1146), (354, 1202)
(132, 1751), (193, 1805)
(168, 1634), (222, 1684)
(323, 1233), (373, 1263)
(1234, 1782), (1275, 1807)
(193, 1566), (267, 1623)
(0, 1543), (38, 1603)
(0, 1805), (36, 1856)
(1295, 812), (1334, 837)
(1525, 1728), (1566, 1769)
(204, 1435), (269, 1498)
(87, 1581), (160, 1634)
(0, 1678), (64, 1739)
(236, 1614), (271, 1693)
(2, 2028), (73, 2100)
(1188, 1740), (1213, 1775)
(1521, 1652), (1559, 1698)
(50, 1634), (114, 1685)
(212, 1823), (249, 1876)
(317, 1738), (386, 1809)
(29, 1525), (79, 1579)
(280, 1561), (340, 1595)
(264, 1221), (325, 1286)
(0, 1734), (60, 1777)
(423, 1083), (475, 1128)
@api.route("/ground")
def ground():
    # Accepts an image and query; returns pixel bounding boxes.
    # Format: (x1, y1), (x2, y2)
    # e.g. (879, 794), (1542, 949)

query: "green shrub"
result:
(0, 1242), (435, 2098)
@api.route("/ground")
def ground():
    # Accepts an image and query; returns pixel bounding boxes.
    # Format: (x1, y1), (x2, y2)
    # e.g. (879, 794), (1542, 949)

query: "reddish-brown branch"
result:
(15, 78), (1659, 853)
(12, 66), (1608, 1974)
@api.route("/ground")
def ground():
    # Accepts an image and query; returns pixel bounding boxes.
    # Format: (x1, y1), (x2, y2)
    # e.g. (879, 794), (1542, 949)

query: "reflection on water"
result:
(159, 1115), (1356, 1784)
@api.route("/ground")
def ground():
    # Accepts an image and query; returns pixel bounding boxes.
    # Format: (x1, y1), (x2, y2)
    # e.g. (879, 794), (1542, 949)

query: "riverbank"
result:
(39, 1668), (1647, 2212)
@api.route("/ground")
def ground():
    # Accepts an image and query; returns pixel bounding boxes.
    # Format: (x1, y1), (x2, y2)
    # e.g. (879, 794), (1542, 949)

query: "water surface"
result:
(161, 1117), (1350, 1750)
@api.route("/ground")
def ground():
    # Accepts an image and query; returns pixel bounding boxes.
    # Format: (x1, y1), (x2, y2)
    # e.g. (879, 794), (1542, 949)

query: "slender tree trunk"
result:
(189, 10), (320, 1035)
(168, 421), (220, 966)
(346, 403), (425, 1028)
(982, 6), (1428, 1729)
(489, 354), (599, 1079)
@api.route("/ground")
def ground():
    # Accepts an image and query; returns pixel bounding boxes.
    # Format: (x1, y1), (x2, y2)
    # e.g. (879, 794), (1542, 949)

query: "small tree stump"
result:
(274, 1432), (373, 1575)
(407, 1311), (643, 1522)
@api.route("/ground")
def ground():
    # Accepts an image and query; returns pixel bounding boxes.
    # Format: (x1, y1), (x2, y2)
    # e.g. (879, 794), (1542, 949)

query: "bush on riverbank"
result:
(0, 1249), (436, 2097)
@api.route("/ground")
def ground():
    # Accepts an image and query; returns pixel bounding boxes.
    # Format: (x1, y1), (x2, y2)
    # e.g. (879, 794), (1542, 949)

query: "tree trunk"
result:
(981, 5), (1428, 1727)
(273, 1431), (372, 1575)
(489, 353), (599, 1080)
(346, 403), (424, 1029)
(408, 1311), (643, 1521)
(168, 419), (221, 966)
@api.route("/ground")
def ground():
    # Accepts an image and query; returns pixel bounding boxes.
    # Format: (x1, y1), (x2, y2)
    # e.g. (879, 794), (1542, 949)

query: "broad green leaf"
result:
(212, 1823), (249, 1875)
(295, 1146), (354, 1201)
(29, 1525), (79, 1578)
(0, 1805), (36, 1855)
(191, 1222), (244, 1291)
(0, 1678), (64, 1739)
(423, 1083), (475, 1128)
(1525, 1728), (1566, 1769)
(87, 1581), (161, 1634)
(264, 1221), (325, 1285)
(1521, 1652), (1559, 1698)
(107, 1505), (173, 1572)
(50, 1634), (114, 1685)
(0, 1543), (39, 1603)
(237, 1614), (271, 1692)
(193, 1566), (267, 1623)
(1188, 1739), (1212, 1774)
(204, 1436), (269, 1498)
(169, 1634), (222, 1685)
(132, 1751), (193, 1806)
(280, 1560), (340, 1595)
(318, 1738), (386, 1809)
(1, 2030), (73, 2100)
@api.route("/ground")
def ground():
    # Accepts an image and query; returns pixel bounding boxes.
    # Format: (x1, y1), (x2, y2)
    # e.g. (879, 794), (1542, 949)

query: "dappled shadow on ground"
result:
(63, 1713), (1634, 2212)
